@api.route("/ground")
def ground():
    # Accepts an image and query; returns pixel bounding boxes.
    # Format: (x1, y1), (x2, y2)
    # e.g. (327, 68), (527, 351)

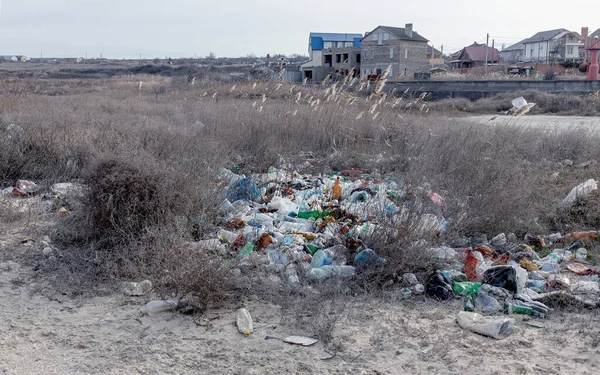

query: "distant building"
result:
(360, 24), (429, 78)
(0, 55), (27, 62)
(300, 32), (363, 81)
(500, 41), (526, 63)
(427, 45), (443, 66)
(521, 29), (583, 63)
(450, 42), (500, 69)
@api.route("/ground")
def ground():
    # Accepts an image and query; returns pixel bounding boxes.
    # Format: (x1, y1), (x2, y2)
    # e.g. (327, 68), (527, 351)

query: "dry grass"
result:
(2, 75), (600, 306)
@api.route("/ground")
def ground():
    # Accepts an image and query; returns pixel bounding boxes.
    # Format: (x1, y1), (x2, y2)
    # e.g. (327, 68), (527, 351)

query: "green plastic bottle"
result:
(305, 244), (320, 255)
(464, 295), (475, 312)
(238, 243), (254, 259)
(453, 282), (482, 296)
(297, 211), (330, 220)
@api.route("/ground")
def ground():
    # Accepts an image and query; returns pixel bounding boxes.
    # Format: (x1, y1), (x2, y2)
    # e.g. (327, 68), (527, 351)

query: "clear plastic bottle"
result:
(575, 248), (588, 262)
(146, 299), (187, 316)
(456, 311), (515, 339)
(236, 308), (254, 336)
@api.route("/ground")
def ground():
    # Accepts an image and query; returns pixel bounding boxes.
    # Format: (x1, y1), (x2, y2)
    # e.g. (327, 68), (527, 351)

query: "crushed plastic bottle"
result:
(475, 293), (501, 314)
(146, 299), (187, 316)
(456, 311), (515, 339)
(575, 248), (588, 262)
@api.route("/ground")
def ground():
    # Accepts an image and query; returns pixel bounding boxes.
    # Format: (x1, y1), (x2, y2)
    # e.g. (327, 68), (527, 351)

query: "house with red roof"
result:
(450, 42), (500, 70)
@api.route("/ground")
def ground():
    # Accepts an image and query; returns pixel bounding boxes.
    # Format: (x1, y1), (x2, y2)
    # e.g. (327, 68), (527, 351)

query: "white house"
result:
(521, 29), (583, 63)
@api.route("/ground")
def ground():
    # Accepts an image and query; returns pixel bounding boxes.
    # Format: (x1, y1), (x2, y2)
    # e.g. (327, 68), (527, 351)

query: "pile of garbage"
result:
(191, 167), (448, 286)
(1, 179), (86, 216)
(4, 170), (600, 340)
(193, 168), (600, 338)
(426, 230), (600, 338)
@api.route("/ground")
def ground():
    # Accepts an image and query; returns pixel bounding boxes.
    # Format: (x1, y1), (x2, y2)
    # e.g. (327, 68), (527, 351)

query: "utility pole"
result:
(492, 39), (495, 66)
(485, 33), (489, 75)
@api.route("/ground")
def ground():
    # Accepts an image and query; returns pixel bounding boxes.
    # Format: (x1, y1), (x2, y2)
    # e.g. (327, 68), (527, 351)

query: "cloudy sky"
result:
(0, 0), (598, 59)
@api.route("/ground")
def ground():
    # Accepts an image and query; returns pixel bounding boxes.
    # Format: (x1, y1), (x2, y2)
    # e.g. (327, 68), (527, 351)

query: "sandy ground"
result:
(2, 197), (600, 375)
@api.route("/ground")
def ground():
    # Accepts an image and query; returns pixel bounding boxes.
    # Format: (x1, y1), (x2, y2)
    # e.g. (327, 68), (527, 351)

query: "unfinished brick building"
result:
(360, 24), (429, 79)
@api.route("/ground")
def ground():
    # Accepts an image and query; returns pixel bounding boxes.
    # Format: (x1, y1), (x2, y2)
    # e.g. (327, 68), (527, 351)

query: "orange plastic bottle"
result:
(464, 250), (479, 281)
(332, 177), (342, 201)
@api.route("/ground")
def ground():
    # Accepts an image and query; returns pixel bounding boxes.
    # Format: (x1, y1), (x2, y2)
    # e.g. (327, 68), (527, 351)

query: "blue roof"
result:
(309, 32), (363, 42)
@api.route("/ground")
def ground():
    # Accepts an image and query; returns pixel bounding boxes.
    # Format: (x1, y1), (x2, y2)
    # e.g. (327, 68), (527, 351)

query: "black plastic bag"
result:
(426, 271), (453, 301)
(482, 266), (517, 293)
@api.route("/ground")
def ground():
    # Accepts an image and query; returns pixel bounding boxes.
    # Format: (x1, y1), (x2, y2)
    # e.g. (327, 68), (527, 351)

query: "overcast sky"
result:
(0, 0), (598, 59)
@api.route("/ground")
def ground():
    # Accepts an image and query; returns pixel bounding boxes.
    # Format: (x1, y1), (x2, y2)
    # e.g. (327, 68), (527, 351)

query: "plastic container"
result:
(354, 249), (387, 267)
(331, 177), (342, 201)
(526, 279), (547, 292)
(464, 295), (475, 312)
(122, 280), (153, 296)
(575, 248), (588, 262)
(217, 229), (238, 243)
(411, 284), (425, 295)
(456, 311), (515, 339)
(402, 273), (419, 286)
(464, 250), (480, 280)
(552, 249), (572, 262)
(505, 302), (547, 318)
(308, 265), (356, 280)
(311, 250), (331, 268)
(267, 196), (299, 216)
(236, 308), (254, 336)
(475, 293), (501, 314)
(146, 299), (187, 316)
(453, 281), (482, 296)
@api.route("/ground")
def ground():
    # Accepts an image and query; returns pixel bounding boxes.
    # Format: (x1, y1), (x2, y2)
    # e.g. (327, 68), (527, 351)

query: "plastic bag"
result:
(482, 266), (517, 293)
(426, 271), (454, 301)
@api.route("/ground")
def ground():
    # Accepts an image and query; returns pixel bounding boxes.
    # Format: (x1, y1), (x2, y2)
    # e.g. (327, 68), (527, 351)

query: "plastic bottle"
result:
(464, 250), (480, 281)
(311, 250), (331, 268)
(332, 177), (342, 201)
(475, 293), (501, 314)
(456, 311), (515, 339)
(453, 281), (482, 296)
(238, 243), (254, 259)
(297, 211), (330, 220)
(411, 284), (425, 295)
(402, 273), (419, 286)
(526, 279), (547, 292)
(236, 308), (254, 336)
(122, 280), (153, 296)
(575, 248), (588, 262)
(217, 229), (239, 243)
(323, 265), (356, 277)
(146, 299), (187, 316)
(464, 295), (475, 312)
(552, 249), (572, 262)
(504, 302), (547, 318)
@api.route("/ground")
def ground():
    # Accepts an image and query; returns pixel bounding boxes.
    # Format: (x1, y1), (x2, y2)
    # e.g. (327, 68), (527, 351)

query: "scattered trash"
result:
(567, 263), (596, 275)
(122, 280), (153, 296)
(13, 180), (40, 196)
(456, 311), (515, 339)
(426, 271), (453, 301)
(561, 179), (597, 207)
(482, 266), (518, 293)
(265, 335), (319, 346)
(283, 336), (319, 346)
(146, 299), (188, 316)
(236, 308), (254, 336)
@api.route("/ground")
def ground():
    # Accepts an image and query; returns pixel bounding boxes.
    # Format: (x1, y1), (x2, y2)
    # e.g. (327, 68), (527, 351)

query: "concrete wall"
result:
(385, 80), (600, 100)
(321, 47), (361, 71)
